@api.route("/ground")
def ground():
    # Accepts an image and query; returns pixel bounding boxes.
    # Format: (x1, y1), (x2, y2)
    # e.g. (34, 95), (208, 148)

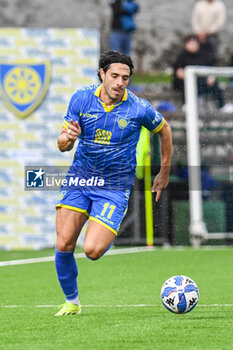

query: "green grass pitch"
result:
(0, 247), (233, 350)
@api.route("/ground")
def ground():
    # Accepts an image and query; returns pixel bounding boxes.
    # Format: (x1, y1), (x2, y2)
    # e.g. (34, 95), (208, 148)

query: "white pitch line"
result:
(0, 304), (158, 308)
(0, 245), (231, 267)
(0, 304), (233, 308)
(0, 254), (83, 267)
(0, 246), (155, 267)
(198, 304), (233, 307)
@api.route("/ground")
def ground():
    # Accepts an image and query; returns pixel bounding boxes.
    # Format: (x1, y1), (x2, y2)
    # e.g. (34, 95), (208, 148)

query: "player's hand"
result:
(66, 119), (81, 141)
(151, 171), (170, 202)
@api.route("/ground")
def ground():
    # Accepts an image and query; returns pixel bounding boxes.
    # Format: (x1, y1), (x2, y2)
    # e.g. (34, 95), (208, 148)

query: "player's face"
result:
(100, 63), (130, 104)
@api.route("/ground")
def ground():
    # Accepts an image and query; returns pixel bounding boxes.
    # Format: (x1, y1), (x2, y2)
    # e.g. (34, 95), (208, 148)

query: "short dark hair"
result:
(184, 34), (200, 44)
(97, 51), (134, 82)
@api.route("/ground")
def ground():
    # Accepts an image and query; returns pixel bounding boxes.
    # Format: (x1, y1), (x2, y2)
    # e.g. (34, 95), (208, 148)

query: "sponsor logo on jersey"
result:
(80, 112), (98, 119)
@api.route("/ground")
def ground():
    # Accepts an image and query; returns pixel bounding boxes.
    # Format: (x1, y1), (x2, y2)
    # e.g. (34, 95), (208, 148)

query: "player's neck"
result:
(99, 89), (122, 106)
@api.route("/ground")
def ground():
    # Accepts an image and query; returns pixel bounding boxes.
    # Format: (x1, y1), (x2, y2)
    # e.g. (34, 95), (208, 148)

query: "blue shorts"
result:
(56, 188), (130, 235)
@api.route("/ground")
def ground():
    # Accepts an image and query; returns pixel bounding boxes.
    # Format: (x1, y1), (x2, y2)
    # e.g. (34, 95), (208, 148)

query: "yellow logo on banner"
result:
(0, 61), (50, 118)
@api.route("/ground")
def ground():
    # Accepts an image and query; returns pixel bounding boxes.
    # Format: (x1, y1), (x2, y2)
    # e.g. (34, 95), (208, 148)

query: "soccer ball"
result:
(161, 275), (199, 314)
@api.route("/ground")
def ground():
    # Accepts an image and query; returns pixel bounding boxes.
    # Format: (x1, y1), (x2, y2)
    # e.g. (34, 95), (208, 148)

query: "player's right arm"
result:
(57, 119), (81, 152)
(58, 90), (82, 152)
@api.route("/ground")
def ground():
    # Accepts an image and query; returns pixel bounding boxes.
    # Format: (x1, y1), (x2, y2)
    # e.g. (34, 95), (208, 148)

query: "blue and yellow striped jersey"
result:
(63, 84), (165, 190)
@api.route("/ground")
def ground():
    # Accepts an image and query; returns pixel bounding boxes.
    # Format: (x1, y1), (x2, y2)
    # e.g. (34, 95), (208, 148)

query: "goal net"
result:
(184, 66), (233, 246)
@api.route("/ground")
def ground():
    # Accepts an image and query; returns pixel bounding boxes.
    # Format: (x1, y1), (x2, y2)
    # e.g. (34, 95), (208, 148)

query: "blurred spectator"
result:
(172, 34), (233, 113)
(109, 0), (139, 55)
(191, 0), (226, 61)
(176, 164), (220, 200)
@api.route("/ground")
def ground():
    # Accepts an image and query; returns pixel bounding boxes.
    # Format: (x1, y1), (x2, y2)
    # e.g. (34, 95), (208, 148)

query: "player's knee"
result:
(56, 235), (75, 252)
(84, 244), (102, 260)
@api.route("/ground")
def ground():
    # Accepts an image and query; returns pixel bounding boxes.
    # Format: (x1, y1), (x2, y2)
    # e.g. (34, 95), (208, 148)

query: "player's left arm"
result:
(151, 120), (173, 202)
(140, 102), (173, 201)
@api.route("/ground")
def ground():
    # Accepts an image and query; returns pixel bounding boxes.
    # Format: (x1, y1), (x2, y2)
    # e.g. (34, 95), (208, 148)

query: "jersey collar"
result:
(94, 84), (128, 112)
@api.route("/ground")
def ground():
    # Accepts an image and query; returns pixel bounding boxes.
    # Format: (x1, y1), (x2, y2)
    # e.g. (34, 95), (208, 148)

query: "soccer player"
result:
(54, 51), (172, 316)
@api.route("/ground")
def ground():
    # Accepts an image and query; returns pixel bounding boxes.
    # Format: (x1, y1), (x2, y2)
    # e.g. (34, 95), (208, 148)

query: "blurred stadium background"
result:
(1, 0), (233, 70)
(0, 0), (233, 250)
